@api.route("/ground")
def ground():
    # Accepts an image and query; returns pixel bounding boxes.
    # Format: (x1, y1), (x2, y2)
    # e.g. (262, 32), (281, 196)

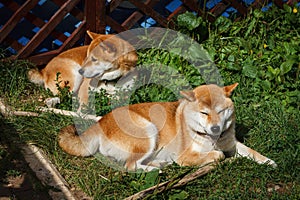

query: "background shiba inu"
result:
(28, 31), (138, 106)
(58, 83), (277, 171)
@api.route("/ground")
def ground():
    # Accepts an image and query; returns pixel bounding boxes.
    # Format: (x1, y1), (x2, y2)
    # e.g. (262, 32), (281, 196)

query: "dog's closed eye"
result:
(218, 108), (226, 114)
(200, 111), (208, 116)
(91, 56), (97, 62)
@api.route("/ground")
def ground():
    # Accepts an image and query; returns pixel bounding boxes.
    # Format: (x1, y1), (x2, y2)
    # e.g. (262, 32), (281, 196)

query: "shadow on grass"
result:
(235, 123), (250, 143)
(0, 115), (51, 199)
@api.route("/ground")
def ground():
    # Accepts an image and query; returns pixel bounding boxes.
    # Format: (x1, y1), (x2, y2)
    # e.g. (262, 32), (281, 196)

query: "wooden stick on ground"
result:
(0, 99), (101, 121)
(125, 163), (217, 200)
(0, 99), (39, 117)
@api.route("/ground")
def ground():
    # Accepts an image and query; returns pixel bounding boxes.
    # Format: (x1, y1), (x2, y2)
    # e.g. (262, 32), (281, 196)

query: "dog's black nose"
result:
(78, 68), (84, 75)
(211, 126), (220, 133)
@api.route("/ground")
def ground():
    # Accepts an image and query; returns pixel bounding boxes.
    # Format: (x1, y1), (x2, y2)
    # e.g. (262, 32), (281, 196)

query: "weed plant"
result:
(0, 5), (299, 199)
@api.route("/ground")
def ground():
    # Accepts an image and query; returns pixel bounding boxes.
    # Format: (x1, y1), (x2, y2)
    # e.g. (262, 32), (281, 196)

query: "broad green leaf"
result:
(228, 54), (235, 62)
(245, 18), (256, 37)
(283, 42), (297, 55)
(169, 190), (189, 200)
(283, 4), (292, 13)
(280, 60), (294, 75)
(267, 66), (280, 76)
(253, 9), (263, 18)
(225, 62), (240, 71)
(177, 12), (201, 30)
(214, 16), (232, 32)
(242, 63), (257, 78)
(261, 80), (271, 91)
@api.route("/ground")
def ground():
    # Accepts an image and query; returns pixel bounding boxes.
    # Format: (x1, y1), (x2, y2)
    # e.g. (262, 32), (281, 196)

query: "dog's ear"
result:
(180, 90), (196, 102)
(223, 83), (238, 97)
(99, 41), (117, 54)
(87, 30), (99, 40)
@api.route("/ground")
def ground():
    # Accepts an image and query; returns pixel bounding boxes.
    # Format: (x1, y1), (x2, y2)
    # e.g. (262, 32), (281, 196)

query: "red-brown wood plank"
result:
(4, 36), (24, 53)
(250, 0), (269, 9)
(59, 20), (86, 52)
(182, 0), (216, 22)
(0, 0), (39, 43)
(122, 11), (143, 30)
(287, 0), (299, 6)
(16, 0), (81, 59)
(27, 50), (60, 66)
(109, 0), (124, 12)
(52, 0), (84, 19)
(167, 6), (187, 21)
(84, 0), (106, 43)
(122, 0), (159, 30)
(210, 2), (230, 18)
(2, 0), (70, 44)
(273, 0), (284, 8)
(27, 20), (87, 65)
(223, 0), (248, 16)
(128, 0), (174, 28)
(106, 16), (128, 33)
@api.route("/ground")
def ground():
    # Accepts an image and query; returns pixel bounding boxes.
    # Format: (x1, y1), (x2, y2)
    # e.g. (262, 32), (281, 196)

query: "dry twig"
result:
(125, 163), (217, 200)
(0, 99), (101, 121)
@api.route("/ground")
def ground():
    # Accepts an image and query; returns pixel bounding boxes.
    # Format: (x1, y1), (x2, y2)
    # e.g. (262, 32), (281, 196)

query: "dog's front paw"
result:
(44, 97), (60, 108)
(266, 159), (277, 168)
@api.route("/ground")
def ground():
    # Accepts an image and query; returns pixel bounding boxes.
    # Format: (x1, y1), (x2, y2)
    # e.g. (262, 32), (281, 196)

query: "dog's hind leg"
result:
(235, 142), (277, 167)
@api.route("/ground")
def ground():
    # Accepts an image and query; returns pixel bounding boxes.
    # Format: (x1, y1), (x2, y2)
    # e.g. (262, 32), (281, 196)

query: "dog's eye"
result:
(91, 56), (97, 62)
(218, 108), (227, 114)
(200, 111), (208, 115)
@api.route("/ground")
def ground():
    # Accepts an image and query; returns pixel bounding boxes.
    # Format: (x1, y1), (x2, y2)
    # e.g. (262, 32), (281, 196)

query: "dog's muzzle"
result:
(78, 68), (84, 75)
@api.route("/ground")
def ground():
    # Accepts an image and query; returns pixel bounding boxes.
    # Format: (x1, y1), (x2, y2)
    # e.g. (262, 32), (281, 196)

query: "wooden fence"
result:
(0, 0), (298, 66)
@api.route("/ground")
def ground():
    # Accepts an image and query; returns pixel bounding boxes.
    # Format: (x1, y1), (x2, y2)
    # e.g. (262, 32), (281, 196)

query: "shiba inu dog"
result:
(58, 83), (277, 171)
(28, 31), (138, 106)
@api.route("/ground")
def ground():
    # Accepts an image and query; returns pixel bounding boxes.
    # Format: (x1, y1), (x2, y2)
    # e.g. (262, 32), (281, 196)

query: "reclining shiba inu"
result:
(58, 83), (277, 171)
(28, 31), (138, 107)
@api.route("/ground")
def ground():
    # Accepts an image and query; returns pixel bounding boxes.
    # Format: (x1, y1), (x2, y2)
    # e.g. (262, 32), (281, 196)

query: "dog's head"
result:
(181, 83), (238, 141)
(79, 31), (138, 79)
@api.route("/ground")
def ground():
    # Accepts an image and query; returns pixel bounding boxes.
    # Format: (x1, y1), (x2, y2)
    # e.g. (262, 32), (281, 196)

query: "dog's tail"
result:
(58, 124), (100, 157)
(28, 68), (44, 85)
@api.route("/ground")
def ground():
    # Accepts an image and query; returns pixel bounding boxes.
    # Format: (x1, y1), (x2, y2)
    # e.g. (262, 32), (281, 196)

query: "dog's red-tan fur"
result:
(28, 31), (138, 105)
(58, 83), (277, 171)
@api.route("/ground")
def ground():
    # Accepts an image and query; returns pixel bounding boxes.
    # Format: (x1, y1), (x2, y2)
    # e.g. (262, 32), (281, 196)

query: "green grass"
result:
(0, 5), (299, 199)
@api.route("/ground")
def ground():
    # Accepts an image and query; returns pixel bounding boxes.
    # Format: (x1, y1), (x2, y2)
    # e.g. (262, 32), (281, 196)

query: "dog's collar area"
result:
(220, 130), (227, 138)
(102, 77), (120, 85)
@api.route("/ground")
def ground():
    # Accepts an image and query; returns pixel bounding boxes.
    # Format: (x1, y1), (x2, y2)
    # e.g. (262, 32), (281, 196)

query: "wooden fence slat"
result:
(121, 11), (144, 30)
(128, 0), (173, 28)
(84, 0), (106, 43)
(167, 6), (187, 21)
(182, 0), (216, 22)
(3, 37), (23, 53)
(27, 20), (86, 65)
(109, 0), (124, 12)
(251, 0), (269, 9)
(0, 0), (40, 43)
(273, 0), (284, 8)
(106, 16), (128, 33)
(210, 2), (231, 18)
(223, 0), (248, 16)
(27, 50), (60, 66)
(0, 0), (69, 47)
(16, 0), (81, 59)
(122, 0), (159, 30)
(59, 20), (86, 52)
(52, 0), (84, 19)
